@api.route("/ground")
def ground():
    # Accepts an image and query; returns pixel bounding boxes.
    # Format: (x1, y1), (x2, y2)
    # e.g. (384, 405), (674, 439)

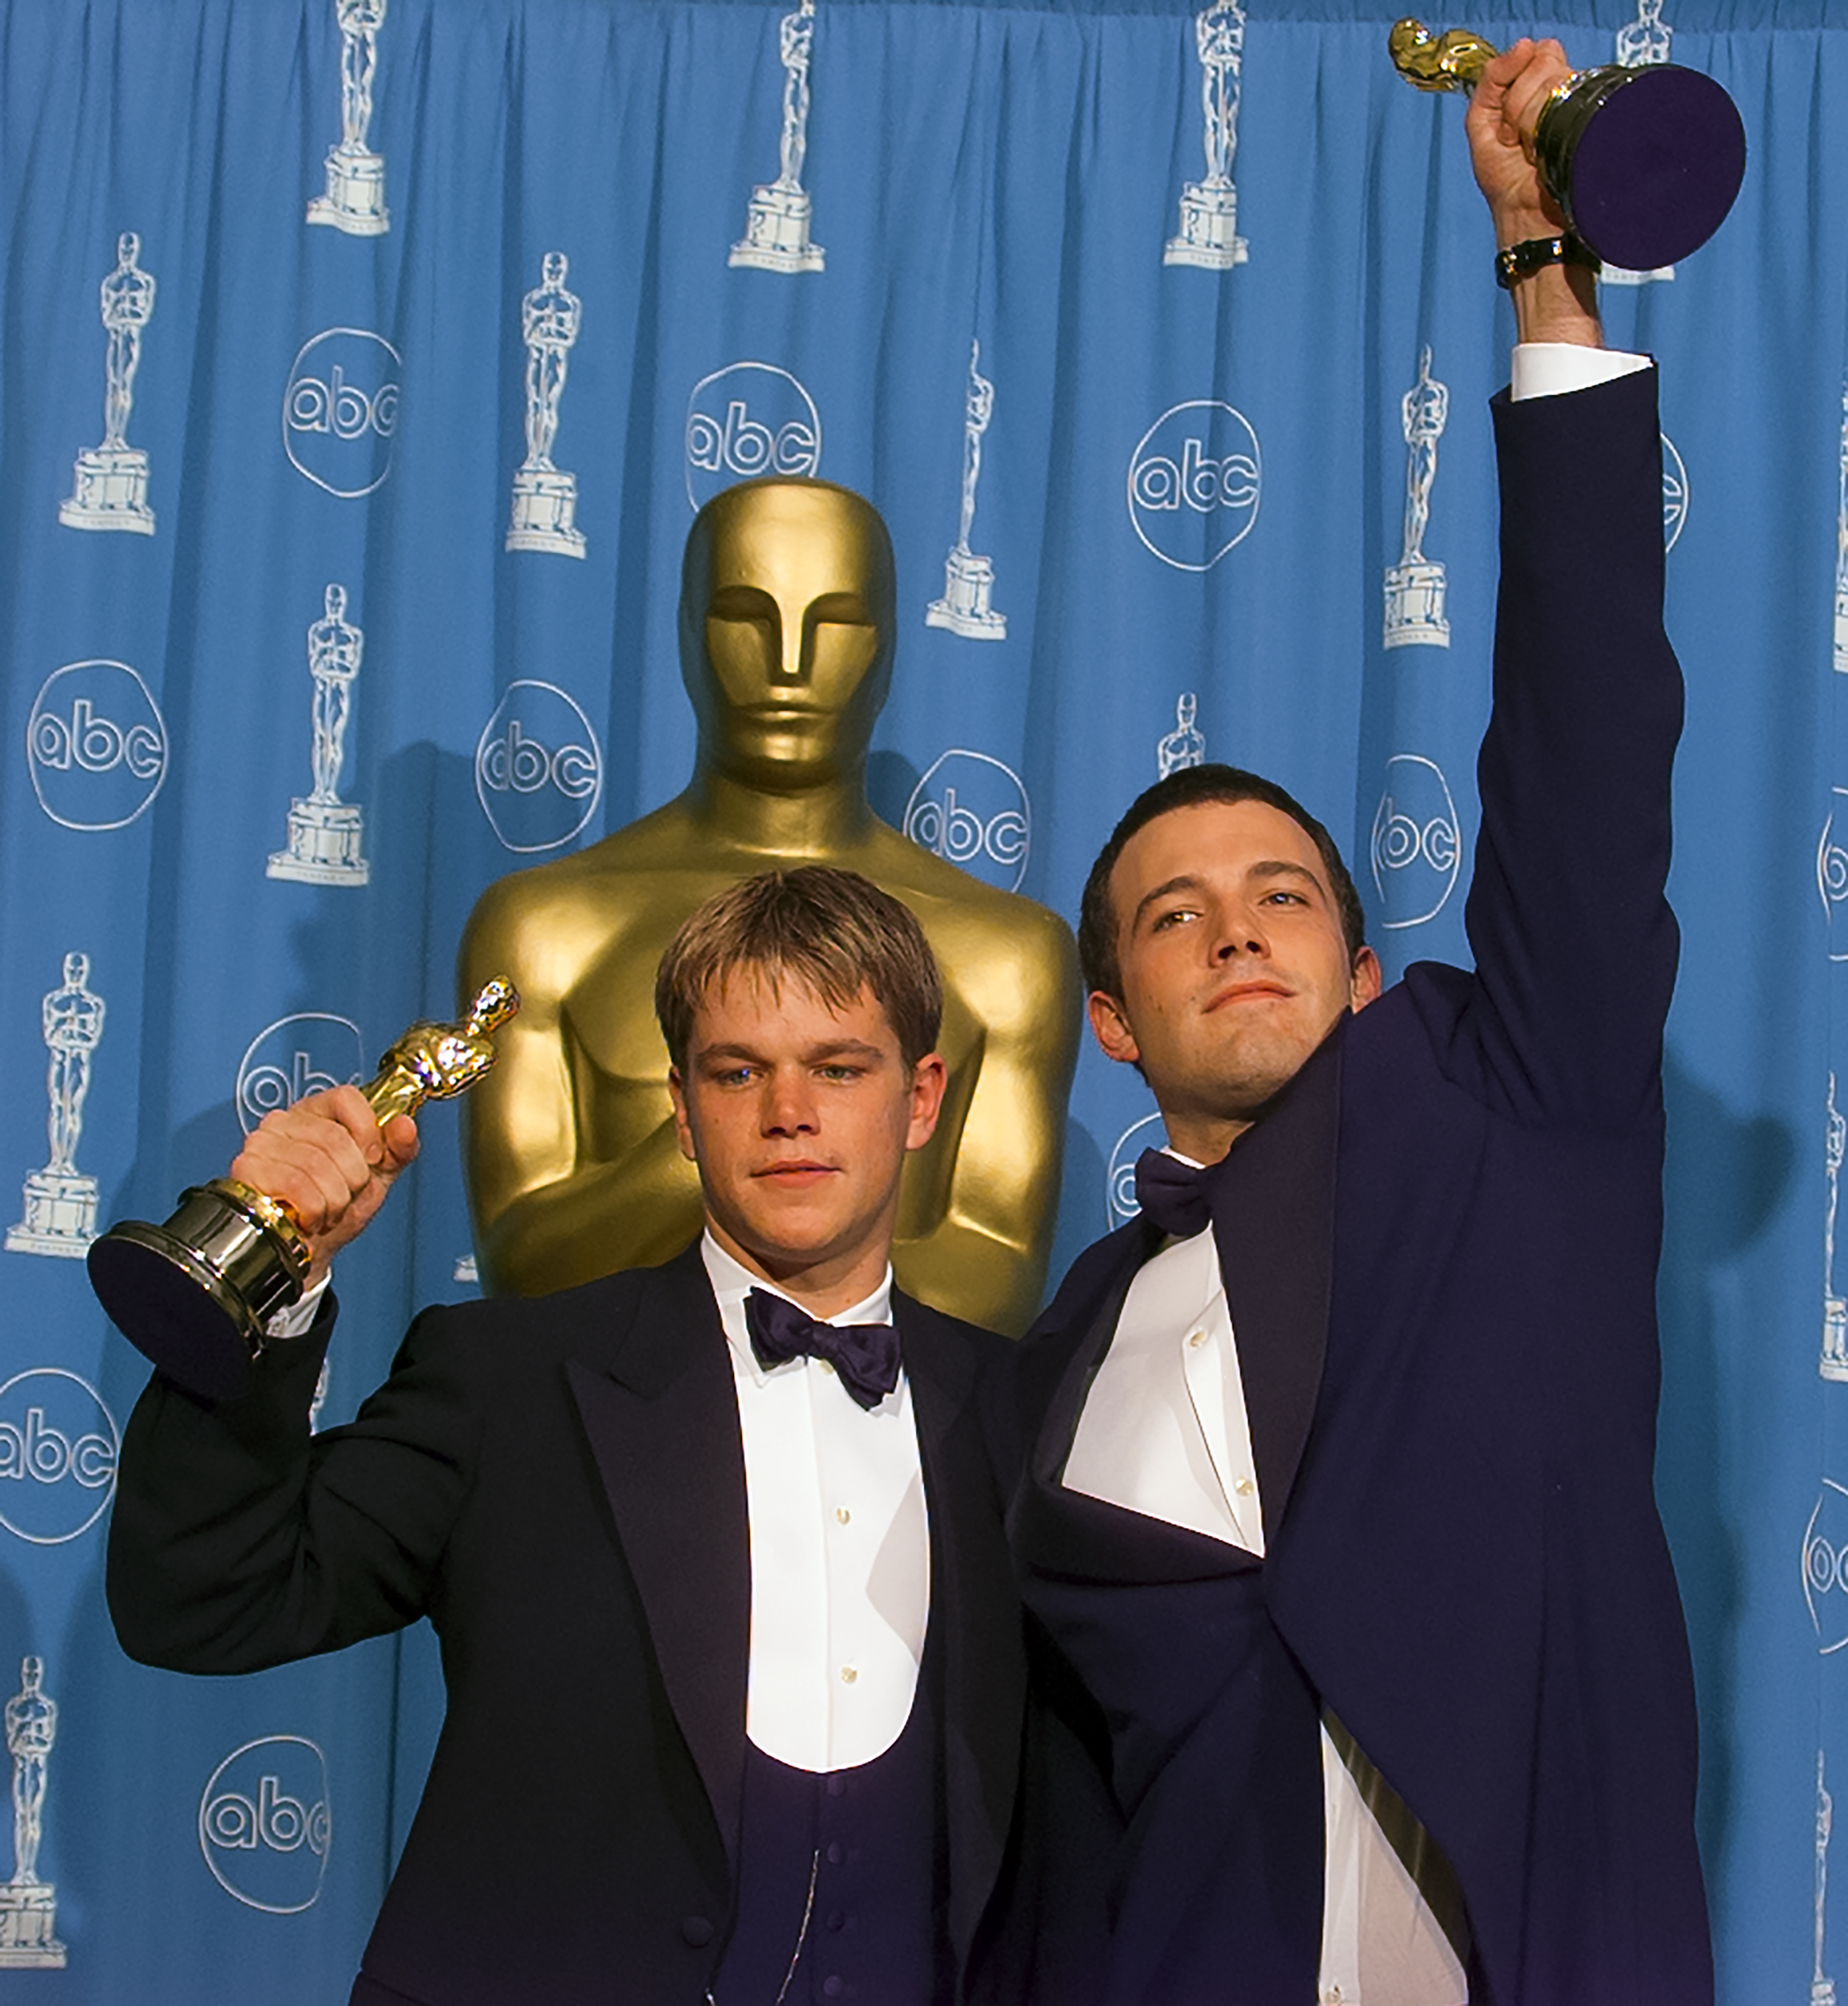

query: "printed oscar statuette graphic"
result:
(730, 0), (825, 271)
(268, 583), (371, 885)
(59, 234), (156, 534)
(1388, 16), (1744, 271)
(1165, 3), (1248, 269)
(1157, 693), (1206, 778)
(0, 1658), (65, 1969)
(505, 252), (588, 557)
(89, 982), (519, 1401)
(925, 340), (1007, 640)
(7, 954), (106, 1258)
(307, 0), (390, 233)
(1383, 346), (1452, 650)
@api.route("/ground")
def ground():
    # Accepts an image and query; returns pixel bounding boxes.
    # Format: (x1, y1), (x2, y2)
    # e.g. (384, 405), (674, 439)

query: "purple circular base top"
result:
(1563, 66), (1747, 271)
(88, 1232), (255, 1404)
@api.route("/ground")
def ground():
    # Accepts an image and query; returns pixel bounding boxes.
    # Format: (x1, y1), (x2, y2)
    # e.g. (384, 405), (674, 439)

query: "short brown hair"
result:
(655, 867), (942, 1069)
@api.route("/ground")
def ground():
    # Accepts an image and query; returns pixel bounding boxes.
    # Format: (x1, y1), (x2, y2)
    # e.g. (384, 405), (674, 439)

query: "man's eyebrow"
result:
(693, 1038), (887, 1065)
(1131, 875), (1204, 930)
(1248, 859), (1326, 895)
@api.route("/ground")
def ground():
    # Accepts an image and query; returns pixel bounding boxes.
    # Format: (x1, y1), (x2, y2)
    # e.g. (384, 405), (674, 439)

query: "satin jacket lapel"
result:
(566, 1241), (750, 1868)
(1205, 1018), (1343, 1537)
(898, 1295), (1023, 1969)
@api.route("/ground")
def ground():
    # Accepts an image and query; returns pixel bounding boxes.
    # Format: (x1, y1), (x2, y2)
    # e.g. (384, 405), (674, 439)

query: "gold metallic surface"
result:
(367, 979), (521, 1126)
(1388, 18), (1500, 91)
(459, 478), (1080, 1336)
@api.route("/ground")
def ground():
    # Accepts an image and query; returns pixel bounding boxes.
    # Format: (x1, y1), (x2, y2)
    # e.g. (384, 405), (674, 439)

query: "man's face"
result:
(1089, 798), (1381, 1159)
(669, 971), (944, 1315)
(684, 483), (893, 788)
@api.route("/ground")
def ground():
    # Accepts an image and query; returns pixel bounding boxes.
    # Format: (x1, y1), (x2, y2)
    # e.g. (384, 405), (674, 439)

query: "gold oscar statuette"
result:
(1388, 17), (1745, 272)
(88, 980), (518, 1400)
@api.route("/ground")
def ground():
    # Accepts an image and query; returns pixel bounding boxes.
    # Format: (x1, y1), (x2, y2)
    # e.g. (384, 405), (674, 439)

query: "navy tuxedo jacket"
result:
(107, 1240), (1026, 2006)
(1010, 368), (1709, 2005)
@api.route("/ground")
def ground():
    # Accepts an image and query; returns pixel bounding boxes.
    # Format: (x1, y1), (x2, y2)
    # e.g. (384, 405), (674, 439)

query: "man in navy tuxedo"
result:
(1006, 37), (1708, 2006)
(108, 867), (1024, 2006)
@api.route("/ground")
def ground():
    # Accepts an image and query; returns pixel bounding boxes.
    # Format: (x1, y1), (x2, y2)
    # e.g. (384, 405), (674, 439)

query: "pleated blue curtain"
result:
(0, 1), (1842, 1996)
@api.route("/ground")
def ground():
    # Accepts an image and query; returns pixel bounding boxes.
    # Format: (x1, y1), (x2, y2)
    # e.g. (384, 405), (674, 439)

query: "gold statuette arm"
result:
(457, 893), (704, 1295)
(891, 908), (1080, 1337)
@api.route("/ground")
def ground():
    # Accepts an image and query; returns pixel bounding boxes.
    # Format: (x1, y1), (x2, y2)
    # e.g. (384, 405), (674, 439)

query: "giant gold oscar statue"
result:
(460, 479), (1079, 1335)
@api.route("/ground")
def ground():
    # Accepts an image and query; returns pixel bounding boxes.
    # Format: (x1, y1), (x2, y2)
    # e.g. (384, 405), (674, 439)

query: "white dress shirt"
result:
(702, 1234), (929, 1775)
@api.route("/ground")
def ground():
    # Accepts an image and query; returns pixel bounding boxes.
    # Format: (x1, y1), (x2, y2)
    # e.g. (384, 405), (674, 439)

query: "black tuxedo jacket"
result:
(1009, 369), (1710, 2005)
(108, 1241), (1025, 2006)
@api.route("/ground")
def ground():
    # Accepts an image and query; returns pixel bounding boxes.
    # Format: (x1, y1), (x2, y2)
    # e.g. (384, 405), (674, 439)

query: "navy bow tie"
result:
(745, 1289), (902, 1411)
(1133, 1147), (1215, 1240)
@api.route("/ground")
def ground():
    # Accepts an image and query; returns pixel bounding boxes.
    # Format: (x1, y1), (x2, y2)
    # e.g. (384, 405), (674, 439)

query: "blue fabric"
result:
(0, 2), (1841, 1999)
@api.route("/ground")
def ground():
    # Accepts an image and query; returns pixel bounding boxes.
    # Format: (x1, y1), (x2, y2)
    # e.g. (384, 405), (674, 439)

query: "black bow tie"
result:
(745, 1289), (902, 1411)
(1133, 1148), (1215, 1240)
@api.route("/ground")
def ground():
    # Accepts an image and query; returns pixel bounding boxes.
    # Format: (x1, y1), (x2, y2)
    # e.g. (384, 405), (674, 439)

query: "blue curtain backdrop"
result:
(0, 0), (1840, 1995)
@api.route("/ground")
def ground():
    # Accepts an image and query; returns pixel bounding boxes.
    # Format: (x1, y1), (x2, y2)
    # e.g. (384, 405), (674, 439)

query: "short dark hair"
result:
(1078, 763), (1368, 1000)
(655, 867), (942, 1069)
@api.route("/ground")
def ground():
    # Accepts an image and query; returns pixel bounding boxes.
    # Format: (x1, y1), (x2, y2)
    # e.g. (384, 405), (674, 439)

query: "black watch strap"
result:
(1494, 233), (1601, 290)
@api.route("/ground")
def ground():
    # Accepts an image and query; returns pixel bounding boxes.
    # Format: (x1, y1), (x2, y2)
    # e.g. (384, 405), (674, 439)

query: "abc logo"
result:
(1127, 400), (1262, 572)
(473, 680), (603, 854)
(1105, 1113), (1167, 1230)
(283, 328), (402, 498)
(236, 1014), (365, 1135)
(685, 361), (822, 511)
(1661, 433), (1688, 553)
(1370, 754), (1462, 931)
(1804, 1481), (1848, 1654)
(0, 1369), (119, 1546)
(903, 750), (1031, 893)
(1819, 791), (1848, 964)
(199, 1737), (332, 1914)
(27, 660), (169, 832)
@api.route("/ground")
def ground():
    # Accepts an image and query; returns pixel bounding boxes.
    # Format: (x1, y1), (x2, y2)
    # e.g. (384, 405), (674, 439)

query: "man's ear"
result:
(667, 1067), (699, 1163)
(1086, 990), (1143, 1067)
(1349, 947), (1383, 1014)
(905, 1052), (948, 1152)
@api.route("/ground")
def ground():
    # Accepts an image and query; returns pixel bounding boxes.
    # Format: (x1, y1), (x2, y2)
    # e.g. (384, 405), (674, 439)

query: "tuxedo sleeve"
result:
(1435, 366), (1682, 1133)
(107, 1299), (481, 1673)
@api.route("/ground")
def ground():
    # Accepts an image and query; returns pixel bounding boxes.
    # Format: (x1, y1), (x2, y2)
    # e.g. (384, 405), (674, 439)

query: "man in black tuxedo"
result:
(107, 867), (1023, 2006)
(1006, 37), (1708, 2006)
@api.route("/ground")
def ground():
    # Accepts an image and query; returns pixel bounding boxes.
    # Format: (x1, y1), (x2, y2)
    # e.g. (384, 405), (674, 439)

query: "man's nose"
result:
(762, 1071), (818, 1133)
(1214, 909), (1270, 960)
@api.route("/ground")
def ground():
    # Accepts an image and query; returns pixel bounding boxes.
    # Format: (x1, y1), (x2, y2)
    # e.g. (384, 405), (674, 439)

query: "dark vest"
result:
(713, 1674), (942, 2006)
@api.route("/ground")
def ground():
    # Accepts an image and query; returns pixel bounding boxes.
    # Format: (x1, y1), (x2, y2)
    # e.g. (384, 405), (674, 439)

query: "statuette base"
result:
(1383, 560), (1452, 650)
(268, 799), (370, 885)
(1165, 181), (1248, 270)
(1833, 592), (1848, 676)
(0, 1884), (65, 1968)
(506, 467), (587, 558)
(59, 446), (154, 535)
(730, 185), (825, 272)
(927, 549), (1007, 641)
(1601, 262), (1674, 287)
(1815, 1981), (1837, 2006)
(307, 147), (389, 235)
(1824, 1297), (1848, 1380)
(7, 1171), (98, 1257)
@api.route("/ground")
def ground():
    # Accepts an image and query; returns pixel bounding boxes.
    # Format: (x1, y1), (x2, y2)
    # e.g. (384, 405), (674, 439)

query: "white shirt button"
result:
(840, 1665), (858, 1684)
(1187, 1329), (1207, 1349)
(1236, 1477), (1254, 1496)
(835, 1506), (851, 1525)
